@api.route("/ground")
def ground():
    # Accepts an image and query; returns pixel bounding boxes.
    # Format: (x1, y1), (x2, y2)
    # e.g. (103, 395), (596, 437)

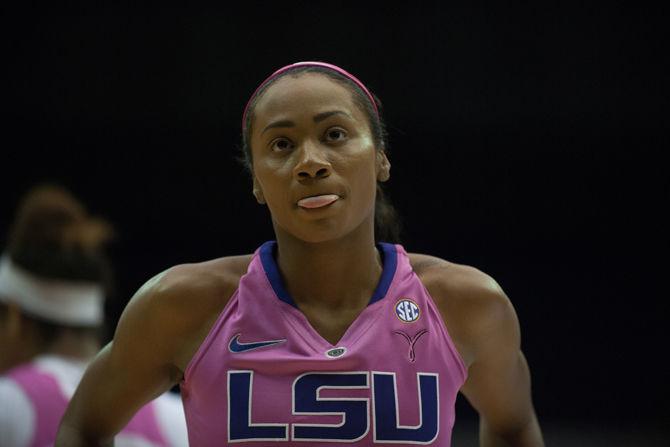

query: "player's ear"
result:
(252, 176), (266, 205)
(376, 150), (391, 182)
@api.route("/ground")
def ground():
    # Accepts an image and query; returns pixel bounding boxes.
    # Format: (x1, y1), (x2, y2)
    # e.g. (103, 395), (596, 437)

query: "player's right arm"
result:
(55, 263), (227, 446)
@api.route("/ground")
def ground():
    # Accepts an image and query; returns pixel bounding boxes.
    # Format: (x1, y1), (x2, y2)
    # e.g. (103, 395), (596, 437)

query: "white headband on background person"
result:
(0, 254), (104, 326)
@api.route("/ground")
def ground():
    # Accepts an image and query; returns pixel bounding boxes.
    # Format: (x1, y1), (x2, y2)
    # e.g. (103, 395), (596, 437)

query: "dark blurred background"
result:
(1, 3), (667, 445)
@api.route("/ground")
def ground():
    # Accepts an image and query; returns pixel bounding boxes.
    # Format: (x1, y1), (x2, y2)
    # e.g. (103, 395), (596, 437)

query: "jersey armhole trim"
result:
(414, 276), (469, 384)
(182, 287), (241, 385)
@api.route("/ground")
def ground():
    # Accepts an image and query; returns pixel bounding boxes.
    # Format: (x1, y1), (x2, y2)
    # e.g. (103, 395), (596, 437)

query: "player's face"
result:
(249, 73), (389, 243)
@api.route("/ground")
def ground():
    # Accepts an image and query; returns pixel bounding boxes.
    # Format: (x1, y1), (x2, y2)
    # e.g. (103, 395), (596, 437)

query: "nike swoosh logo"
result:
(228, 334), (286, 353)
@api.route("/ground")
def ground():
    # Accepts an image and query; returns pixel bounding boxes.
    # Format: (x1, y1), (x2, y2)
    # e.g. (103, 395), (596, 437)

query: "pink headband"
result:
(241, 61), (379, 131)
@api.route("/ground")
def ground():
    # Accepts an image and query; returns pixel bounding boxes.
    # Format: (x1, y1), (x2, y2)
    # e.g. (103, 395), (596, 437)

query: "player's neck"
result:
(46, 330), (101, 360)
(274, 222), (382, 310)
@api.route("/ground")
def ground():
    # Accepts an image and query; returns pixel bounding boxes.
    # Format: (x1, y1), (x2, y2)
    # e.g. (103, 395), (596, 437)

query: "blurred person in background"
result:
(0, 184), (188, 446)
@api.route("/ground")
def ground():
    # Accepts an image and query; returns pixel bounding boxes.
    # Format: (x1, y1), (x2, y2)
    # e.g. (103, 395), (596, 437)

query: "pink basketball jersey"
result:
(8, 363), (169, 447)
(181, 241), (467, 446)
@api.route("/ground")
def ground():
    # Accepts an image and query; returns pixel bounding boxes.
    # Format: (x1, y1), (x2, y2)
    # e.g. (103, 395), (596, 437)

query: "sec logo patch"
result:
(395, 298), (420, 323)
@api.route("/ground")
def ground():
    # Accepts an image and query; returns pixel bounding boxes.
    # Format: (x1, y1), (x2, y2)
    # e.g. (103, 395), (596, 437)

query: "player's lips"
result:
(297, 194), (340, 209)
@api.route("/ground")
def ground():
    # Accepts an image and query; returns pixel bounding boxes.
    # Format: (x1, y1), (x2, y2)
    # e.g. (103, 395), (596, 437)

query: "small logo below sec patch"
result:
(395, 298), (420, 323)
(325, 347), (347, 358)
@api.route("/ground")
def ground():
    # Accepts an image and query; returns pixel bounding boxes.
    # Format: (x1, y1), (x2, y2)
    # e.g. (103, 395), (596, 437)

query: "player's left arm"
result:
(458, 277), (544, 447)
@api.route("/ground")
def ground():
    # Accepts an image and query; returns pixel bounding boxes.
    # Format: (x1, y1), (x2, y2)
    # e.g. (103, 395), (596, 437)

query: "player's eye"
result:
(270, 138), (294, 152)
(324, 128), (347, 142)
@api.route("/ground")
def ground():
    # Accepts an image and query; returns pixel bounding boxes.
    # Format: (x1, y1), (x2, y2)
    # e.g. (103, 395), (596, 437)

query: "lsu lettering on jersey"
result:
(181, 241), (467, 446)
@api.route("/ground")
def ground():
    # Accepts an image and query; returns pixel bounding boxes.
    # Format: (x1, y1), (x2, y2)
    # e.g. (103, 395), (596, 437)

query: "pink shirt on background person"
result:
(0, 355), (188, 447)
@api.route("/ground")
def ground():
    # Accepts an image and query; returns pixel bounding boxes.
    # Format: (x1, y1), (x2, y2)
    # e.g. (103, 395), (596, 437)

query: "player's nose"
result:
(293, 140), (331, 180)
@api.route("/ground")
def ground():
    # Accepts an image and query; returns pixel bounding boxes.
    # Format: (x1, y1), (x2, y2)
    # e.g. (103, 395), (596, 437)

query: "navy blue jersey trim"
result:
(259, 240), (398, 308)
(369, 242), (397, 304)
(260, 240), (293, 306)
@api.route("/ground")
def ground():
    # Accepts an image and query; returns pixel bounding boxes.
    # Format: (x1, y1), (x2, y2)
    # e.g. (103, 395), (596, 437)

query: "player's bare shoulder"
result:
(128, 254), (252, 319)
(116, 253), (254, 375)
(149, 254), (252, 308)
(408, 252), (516, 367)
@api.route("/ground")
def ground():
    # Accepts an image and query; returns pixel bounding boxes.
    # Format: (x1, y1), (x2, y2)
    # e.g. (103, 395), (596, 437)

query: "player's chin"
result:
(289, 220), (352, 244)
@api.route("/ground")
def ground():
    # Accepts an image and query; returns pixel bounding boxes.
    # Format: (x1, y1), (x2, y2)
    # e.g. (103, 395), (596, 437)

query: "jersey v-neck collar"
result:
(259, 240), (398, 309)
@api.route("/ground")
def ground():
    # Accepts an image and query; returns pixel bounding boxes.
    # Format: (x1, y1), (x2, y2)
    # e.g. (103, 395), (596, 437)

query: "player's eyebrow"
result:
(313, 110), (351, 123)
(262, 119), (294, 134)
(261, 110), (352, 134)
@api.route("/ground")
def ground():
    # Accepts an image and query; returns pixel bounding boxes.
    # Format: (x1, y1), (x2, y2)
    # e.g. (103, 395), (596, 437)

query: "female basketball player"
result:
(0, 185), (188, 446)
(56, 62), (544, 446)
